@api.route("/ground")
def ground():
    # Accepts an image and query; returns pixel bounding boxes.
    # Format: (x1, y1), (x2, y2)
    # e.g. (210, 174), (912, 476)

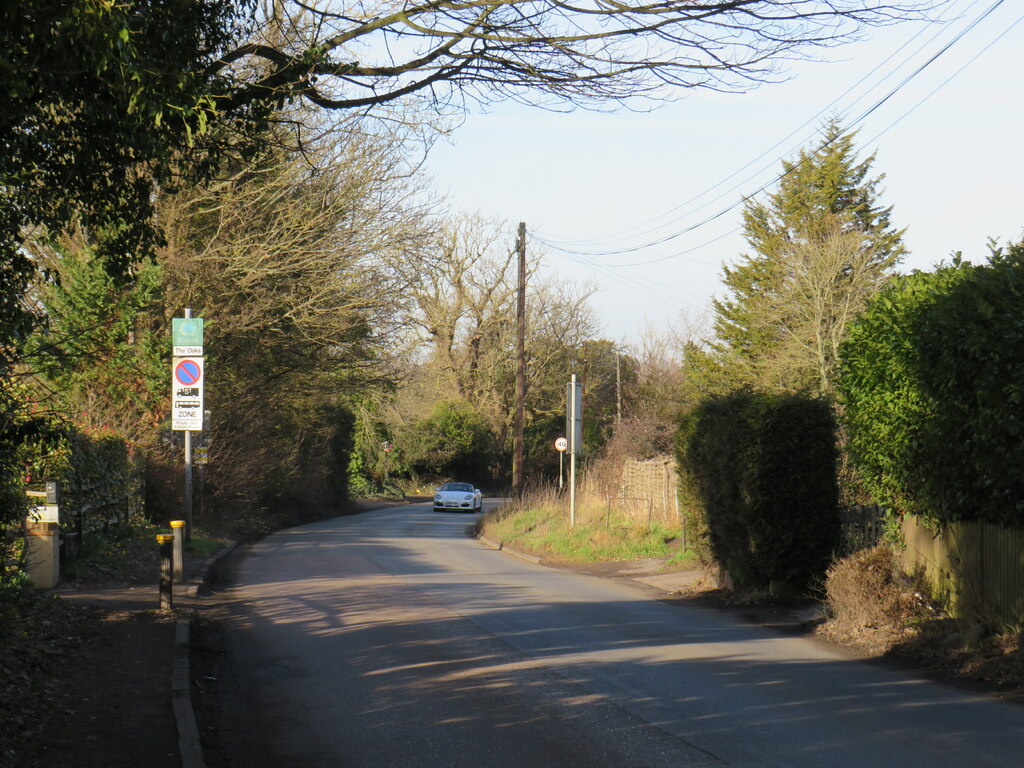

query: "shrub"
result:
(678, 389), (839, 592)
(839, 242), (1024, 527)
(407, 400), (497, 485)
(820, 544), (932, 653)
(824, 545), (906, 632)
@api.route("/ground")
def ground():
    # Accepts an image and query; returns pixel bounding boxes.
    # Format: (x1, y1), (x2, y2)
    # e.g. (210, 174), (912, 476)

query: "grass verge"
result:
(479, 495), (696, 568)
(61, 516), (228, 583)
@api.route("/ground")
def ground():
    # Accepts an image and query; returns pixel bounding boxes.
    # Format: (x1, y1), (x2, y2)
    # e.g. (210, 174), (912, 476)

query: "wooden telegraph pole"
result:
(513, 222), (527, 499)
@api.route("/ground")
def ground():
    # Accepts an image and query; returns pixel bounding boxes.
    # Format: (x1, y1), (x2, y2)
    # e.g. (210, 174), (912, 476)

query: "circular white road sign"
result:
(554, 436), (568, 452)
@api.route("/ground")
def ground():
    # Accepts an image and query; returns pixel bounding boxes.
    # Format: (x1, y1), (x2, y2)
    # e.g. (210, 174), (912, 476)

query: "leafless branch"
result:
(210, 0), (930, 116)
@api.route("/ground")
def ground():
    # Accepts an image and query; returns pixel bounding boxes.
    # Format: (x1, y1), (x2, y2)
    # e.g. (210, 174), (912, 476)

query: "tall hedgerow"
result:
(839, 242), (1024, 528)
(678, 390), (839, 592)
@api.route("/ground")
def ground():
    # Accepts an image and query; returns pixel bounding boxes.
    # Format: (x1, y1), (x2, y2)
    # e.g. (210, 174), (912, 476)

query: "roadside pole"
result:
(567, 374), (582, 529)
(513, 222), (527, 499)
(172, 309), (204, 542)
(184, 430), (192, 541)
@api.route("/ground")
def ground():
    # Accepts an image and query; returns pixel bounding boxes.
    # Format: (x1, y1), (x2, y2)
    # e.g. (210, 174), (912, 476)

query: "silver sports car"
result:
(433, 482), (483, 512)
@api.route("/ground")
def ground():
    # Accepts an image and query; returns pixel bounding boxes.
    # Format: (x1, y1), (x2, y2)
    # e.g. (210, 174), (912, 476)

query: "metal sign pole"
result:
(569, 373), (577, 529)
(183, 309), (193, 541)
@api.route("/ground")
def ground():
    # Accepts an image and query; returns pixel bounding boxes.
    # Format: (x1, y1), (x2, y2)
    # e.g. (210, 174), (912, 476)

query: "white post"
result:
(569, 374), (577, 529)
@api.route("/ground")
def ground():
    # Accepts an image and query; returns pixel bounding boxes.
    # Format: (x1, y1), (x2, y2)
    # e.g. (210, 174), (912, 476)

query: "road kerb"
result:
(177, 541), (240, 768)
(477, 533), (542, 564)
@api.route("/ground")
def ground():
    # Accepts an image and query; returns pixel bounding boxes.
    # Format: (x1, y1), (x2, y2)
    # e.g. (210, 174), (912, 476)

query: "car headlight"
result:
(434, 495), (442, 502)
(464, 494), (472, 501)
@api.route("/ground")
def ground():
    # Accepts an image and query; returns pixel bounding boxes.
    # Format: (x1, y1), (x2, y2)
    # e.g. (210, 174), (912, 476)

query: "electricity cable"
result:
(546, 0), (980, 250)
(537, 0), (1011, 261)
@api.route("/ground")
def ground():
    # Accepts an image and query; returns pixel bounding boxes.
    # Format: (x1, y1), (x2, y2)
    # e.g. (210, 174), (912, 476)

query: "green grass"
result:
(186, 533), (225, 559)
(60, 518), (228, 582)
(61, 519), (164, 582)
(481, 502), (696, 567)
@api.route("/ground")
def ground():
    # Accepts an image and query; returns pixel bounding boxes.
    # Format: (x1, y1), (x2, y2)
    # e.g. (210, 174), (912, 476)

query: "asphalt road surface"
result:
(209, 503), (1024, 767)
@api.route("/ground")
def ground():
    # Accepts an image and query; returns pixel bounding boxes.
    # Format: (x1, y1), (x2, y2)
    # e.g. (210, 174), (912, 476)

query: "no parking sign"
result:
(172, 356), (204, 431)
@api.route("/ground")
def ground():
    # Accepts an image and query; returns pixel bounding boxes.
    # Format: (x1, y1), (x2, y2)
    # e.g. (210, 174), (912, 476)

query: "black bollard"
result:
(157, 534), (175, 611)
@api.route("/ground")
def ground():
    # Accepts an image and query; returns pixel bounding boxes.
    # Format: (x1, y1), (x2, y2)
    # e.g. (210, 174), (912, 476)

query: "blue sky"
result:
(425, 1), (1024, 343)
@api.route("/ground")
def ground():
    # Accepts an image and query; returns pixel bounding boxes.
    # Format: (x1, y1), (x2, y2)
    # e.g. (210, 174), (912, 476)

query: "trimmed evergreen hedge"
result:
(839, 243), (1024, 528)
(677, 390), (839, 592)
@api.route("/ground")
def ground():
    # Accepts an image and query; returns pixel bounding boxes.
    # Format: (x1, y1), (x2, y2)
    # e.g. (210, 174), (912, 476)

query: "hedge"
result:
(677, 390), (839, 592)
(839, 243), (1024, 528)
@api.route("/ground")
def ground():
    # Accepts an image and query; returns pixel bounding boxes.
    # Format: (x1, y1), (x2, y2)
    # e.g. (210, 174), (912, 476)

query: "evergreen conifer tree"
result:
(708, 119), (905, 394)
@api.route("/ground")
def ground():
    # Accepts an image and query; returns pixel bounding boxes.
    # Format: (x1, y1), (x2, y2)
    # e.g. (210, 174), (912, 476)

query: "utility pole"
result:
(513, 222), (527, 499)
(616, 351), (622, 423)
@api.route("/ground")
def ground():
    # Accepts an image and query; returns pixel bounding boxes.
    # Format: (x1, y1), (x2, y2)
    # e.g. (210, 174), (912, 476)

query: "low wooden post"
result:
(170, 520), (185, 583)
(157, 534), (175, 611)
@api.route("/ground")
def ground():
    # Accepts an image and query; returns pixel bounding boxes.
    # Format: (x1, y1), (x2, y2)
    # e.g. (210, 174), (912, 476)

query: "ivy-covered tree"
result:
(23, 239), (167, 440)
(704, 119), (905, 395)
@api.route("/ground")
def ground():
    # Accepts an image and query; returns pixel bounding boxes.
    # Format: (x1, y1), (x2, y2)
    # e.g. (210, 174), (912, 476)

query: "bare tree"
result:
(157, 123), (433, 508)
(394, 213), (597, 431)
(214, 1), (928, 120)
(773, 215), (889, 395)
(394, 214), (519, 405)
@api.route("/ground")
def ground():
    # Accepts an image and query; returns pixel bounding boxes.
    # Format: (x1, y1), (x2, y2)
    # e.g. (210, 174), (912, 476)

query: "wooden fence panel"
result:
(838, 505), (886, 556)
(900, 517), (1024, 625)
(616, 456), (679, 525)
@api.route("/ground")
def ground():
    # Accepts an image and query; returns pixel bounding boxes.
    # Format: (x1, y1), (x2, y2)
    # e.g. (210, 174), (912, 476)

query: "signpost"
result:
(566, 375), (582, 528)
(172, 311), (204, 539)
(172, 318), (204, 356)
(171, 357), (204, 431)
(382, 441), (393, 484)
(554, 437), (568, 491)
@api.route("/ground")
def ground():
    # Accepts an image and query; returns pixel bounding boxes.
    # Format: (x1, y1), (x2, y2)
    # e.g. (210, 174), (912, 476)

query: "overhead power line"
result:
(537, 0), (1012, 264)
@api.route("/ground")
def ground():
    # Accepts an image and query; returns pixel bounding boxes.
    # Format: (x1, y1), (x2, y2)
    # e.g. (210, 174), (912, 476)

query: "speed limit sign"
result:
(554, 436), (568, 452)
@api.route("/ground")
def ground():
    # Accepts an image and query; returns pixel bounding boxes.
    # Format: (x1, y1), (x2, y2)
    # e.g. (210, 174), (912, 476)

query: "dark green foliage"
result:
(0, 0), (259, 355)
(678, 390), (839, 591)
(839, 242), (1024, 527)
(837, 262), (970, 520)
(24, 245), (168, 439)
(409, 400), (497, 485)
(324, 405), (355, 508)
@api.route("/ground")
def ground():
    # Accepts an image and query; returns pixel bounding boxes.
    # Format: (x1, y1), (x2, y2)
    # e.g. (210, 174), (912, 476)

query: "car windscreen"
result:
(441, 483), (472, 492)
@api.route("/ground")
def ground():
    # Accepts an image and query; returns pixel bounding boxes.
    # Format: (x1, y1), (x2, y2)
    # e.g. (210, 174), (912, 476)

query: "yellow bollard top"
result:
(170, 520), (185, 529)
(156, 534), (175, 543)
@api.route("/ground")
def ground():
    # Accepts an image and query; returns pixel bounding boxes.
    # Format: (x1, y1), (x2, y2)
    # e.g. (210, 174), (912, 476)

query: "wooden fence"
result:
(837, 505), (887, 556)
(613, 456), (679, 525)
(898, 516), (1024, 626)
(838, 506), (1024, 625)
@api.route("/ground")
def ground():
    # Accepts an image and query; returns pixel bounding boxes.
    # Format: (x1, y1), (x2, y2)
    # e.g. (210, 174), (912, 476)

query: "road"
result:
(207, 502), (1024, 767)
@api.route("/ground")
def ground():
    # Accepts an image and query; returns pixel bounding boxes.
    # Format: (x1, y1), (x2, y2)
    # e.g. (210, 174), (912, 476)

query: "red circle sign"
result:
(554, 437), (568, 452)
(175, 359), (202, 386)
